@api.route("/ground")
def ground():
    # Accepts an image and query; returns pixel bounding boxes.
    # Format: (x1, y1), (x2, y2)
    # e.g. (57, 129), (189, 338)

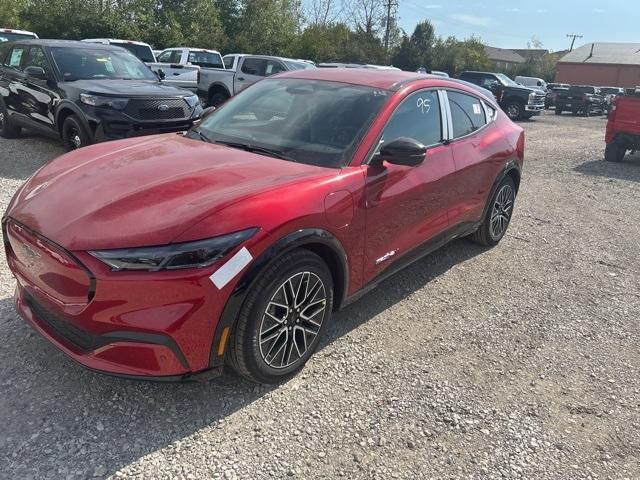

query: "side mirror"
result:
(489, 81), (500, 93)
(376, 137), (426, 167)
(194, 105), (216, 125)
(24, 66), (46, 80)
(156, 68), (166, 80)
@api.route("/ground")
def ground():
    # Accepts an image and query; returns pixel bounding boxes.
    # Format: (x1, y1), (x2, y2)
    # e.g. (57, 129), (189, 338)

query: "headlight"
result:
(528, 92), (536, 102)
(80, 94), (129, 110)
(89, 228), (258, 271)
(184, 95), (200, 108)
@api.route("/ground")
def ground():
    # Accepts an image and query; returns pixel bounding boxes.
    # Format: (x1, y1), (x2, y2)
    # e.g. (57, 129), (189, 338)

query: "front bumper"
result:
(5, 220), (233, 379)
(525, 103), (545, 114)
(81, 103), (203, 143)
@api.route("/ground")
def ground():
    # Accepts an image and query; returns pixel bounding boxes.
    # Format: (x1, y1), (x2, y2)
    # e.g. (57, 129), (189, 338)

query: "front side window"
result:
(50, 47), (157, 81)
(448, 90), (487, 138)
(265, 60), (286, 76)
(116, 43), (155, 63)
(157, 50), (178, 63)
(241, 58), (266, 76)
(7, 46), (26, 69)
(381, 90), (442, 147)
(198, 78), (390, 168)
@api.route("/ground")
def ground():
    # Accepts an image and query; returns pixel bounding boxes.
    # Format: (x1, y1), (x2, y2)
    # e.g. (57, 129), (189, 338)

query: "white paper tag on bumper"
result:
(210, 247), (253, 289)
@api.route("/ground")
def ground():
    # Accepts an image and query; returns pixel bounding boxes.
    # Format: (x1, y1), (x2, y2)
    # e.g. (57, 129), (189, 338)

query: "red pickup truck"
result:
(605, 92), (640, 162)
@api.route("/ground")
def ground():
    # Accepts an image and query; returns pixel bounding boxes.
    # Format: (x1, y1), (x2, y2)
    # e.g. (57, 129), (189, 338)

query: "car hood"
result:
(8, 134), (335, 250)
(64, 79), (192, 97)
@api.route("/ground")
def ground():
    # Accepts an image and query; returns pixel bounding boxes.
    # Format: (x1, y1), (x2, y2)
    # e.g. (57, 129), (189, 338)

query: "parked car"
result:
(222, 53), (247, 71)
(0, 40), (202, 149)
(600, 86), (625, 113)
(604, 91), (640, 162)
(545, 85), (570, 109)
(199, 55), (315, 107)
(430, 70), (450, 78)
(555, 85), (604, 116)
(3, 68), (524, 383)
(318, 62), (400, 71)
(459, 71), (545, 120)
(149, 47), (225, 91)
(0, 28), (38, 42)
(548, 83), (570, 90)
(82, 38), (156, 63)
(515, 76), (548, 91)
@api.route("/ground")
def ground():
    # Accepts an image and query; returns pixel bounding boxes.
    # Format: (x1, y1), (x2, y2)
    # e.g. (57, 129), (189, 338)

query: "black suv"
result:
(0, 40), (202, 150)
(459, 71), (545, 120)
(555, 85), (605, 117)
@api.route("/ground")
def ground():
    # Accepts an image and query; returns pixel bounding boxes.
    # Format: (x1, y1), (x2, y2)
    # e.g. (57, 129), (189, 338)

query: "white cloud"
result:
(449, 13), (492, 27)
(536, 9), (548, 13)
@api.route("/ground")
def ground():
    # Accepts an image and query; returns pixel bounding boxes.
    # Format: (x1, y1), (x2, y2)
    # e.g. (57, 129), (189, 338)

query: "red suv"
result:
(3, 69), (524, 383)
(605, 92), (640, 162)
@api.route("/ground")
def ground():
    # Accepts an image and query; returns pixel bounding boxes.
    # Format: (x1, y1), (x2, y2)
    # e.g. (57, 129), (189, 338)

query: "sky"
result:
(398, 0), (640, 52)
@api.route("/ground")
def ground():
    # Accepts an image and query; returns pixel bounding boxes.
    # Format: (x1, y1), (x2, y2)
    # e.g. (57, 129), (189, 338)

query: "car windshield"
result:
(283, 60), (314, 70)
(0, 32), (36, 42)
(114, 43), (155, 63)
(570, 86), (596, 94)
(197, 79), (390, 168)
(600, 87), (621, 95)
(496, 73), (518, 87)
(188, 50), (223, 68)
(50, 47), (157, 81)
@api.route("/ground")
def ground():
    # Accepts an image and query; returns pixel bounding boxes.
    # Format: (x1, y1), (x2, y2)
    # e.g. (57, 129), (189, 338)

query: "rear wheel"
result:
(555, 107), (563, 115)
(227, 249), (334, 384)
(62, 115), (92, 151)
(604, 142), (626, 162)
(471, 176), (516, 247)
(209, 91), (229, 108)
(583, 103), (591, 117)
(0, 103), (21, 139)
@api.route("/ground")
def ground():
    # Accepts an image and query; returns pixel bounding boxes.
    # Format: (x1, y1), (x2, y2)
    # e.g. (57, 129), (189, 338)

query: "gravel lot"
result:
(1, 112), (639, 479)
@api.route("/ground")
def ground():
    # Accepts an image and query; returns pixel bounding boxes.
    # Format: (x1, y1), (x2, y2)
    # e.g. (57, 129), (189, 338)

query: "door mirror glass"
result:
(377, 137), (426, 167)
(24, 66), (46, 79)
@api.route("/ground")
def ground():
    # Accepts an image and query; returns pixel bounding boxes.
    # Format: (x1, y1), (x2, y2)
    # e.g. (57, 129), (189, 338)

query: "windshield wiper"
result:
(214, 140), (297, 162)
(188, 128), (214, 144)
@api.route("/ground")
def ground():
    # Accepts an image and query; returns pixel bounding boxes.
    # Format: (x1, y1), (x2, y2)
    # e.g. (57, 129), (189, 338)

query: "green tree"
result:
(235, 0), (301, 56)
(0, 0), (29, 29)
(391, 20), (435, 71)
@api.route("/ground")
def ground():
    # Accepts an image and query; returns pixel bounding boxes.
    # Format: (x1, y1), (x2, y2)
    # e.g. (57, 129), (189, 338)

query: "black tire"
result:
(471, 176), (517, 247)
(0, 103), (21, 139)
(62, 115), (92, 151)
(209, 92), (229, 108)
(505, 101), (524, 120)
(604, 142), (625, 162)
(583, 103), (591, 117)
(227, 249), (334, 384)
(555, 107), (562, 115)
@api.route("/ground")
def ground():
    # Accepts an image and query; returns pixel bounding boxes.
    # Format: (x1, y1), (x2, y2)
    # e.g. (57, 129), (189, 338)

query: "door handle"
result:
(237, 77), (245, 81)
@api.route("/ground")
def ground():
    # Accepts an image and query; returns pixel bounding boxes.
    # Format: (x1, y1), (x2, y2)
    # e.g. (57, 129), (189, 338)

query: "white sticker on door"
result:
(210, 247), (253, 289)
(473, 103), (482, 115)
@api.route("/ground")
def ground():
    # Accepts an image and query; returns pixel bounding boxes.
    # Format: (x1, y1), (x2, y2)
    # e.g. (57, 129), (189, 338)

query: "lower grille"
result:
(25, 292), (95, 351)
(124, 98), (189, 120)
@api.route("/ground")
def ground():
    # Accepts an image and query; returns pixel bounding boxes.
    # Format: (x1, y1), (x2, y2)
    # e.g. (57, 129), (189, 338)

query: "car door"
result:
(363, 89), (456, 280)
(17, 46), (58, 131)
(2, 45), (28, 117)
(445, 89), (507, 226)
(235, 57), (267, 93)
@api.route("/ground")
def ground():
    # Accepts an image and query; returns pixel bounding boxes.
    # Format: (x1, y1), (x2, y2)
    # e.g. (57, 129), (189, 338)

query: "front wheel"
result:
(471, 176), (516, 246)
(62, 115), (92, 151)
(505, 101), (524, 120)
(555, 107), (563, 115)
(604, 142), (626, 162)
(0, 103), (21, 138)
(227, 249), (334, 384)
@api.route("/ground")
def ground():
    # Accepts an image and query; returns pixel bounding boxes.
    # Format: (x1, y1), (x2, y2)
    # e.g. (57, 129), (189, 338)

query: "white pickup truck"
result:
(148, 48), (226, 93)
(199, 54), (315, 107)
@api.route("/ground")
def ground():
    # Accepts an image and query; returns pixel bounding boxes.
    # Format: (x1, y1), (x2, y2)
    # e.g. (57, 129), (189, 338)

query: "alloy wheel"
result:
(489, 184), (515, 240)
(68, 127), (82, 149)
(258, 271), (327, 369)
(507, 103), (521, 120)
(0, 111), (5, 130)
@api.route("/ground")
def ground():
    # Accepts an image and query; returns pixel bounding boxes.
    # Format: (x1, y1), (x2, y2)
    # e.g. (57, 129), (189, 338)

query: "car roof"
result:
(163, 47), (221, 54)
(83, 38), (152, 47)
(274, 68), (496, 95)
(5, 39), (118, 49)
(1, 28), (38, 36)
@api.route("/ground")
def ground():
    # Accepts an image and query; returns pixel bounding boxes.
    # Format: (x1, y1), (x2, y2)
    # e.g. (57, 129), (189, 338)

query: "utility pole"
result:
(566, 34), (583, 52)
(384, 0), (398, 52)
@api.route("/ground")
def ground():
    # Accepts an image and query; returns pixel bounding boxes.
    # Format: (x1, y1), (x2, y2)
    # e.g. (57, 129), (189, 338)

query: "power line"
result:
(384, 0), (399, 52)
(566, 34), (583, 51)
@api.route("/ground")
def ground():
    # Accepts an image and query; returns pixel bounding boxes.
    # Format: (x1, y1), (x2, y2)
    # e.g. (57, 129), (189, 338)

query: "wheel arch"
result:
(208, 228), (349, 369)
(208, 82), (231, 99)
(55, 102), (92, 136)
(482, 160), (521, 219)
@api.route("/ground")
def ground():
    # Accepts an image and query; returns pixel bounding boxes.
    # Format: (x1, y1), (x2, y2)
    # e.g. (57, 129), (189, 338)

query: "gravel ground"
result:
(1, 112), (639, 479)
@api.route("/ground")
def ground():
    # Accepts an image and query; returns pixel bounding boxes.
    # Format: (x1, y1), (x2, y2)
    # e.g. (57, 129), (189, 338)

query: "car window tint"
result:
(479, 76), (497, 88)
(381, 90), (442, 147)
(0, 43), (10, 65)
(448, 91), (487, 138)
(241, 58), (266, 76)
(24, 47), (50, 74)
(8, 46), (26, 69)
(265, 60), (286, 76)
(223, 56), (235, 69)
(188, 51), (223, 69)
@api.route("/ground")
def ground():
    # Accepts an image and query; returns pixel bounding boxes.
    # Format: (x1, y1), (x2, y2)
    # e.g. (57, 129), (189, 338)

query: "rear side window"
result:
(0, 43), (9, 64)
(241, 58), (267, 76)
(223, 56), (235, 69)
(448, 91), (487, 138)
(157, 50), (180, 63)
(381, 90), (442, 147)
(265, 60), (286, 76)
(188, 51), (223, 69)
